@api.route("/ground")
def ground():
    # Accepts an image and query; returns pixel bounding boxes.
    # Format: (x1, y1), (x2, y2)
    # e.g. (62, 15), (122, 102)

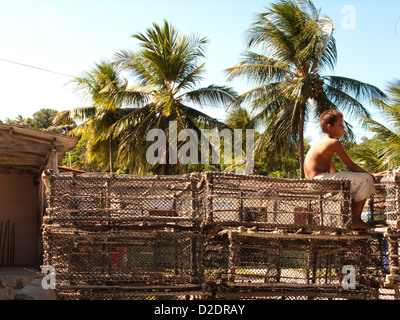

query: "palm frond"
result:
(323, 83), (370, 118)
(182, 85), (238, 108)
(361, 116), (400, 141)
(52, 106), (97, 125)
(225, 106), (253, 129)
(178, 104), (228, 130)
(226, 51), (293, 84)
(324, 76), (385, 103)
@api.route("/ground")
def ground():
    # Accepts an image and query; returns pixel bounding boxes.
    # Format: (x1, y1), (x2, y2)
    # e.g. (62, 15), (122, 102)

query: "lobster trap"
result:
(369, 174), (400, 227)
(40, 171), (400, 300)
(204, 229), (378, 300)
(42, 227), (206, 300)
(42, 171), (207, 299)
(203, 172), (352, 231)
(43, 171), (203, 229)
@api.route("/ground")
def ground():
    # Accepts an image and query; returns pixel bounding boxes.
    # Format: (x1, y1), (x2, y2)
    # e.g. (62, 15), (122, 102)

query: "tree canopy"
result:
(3, 1), (396, 177)
(226, 0), (385, 178)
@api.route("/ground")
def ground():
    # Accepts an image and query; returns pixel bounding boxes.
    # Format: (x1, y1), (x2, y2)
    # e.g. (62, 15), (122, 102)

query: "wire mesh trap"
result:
(43, 171), (203, 229)
(42, 227), (206, 300)
(41, 171), (400, 300)
(203, 229), (378, 300)
(203, 172), (352, 232)
(369, 174), (400, 226)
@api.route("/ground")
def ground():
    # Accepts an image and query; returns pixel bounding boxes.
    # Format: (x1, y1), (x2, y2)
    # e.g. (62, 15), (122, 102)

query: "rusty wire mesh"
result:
(41, 171), (400, 300)
(42, 227), (206, 300)
(369, 175), (400, 225)
(204, 230), (379, 300)
(204, 172), (352, 231)
(43, 171), (203, 229)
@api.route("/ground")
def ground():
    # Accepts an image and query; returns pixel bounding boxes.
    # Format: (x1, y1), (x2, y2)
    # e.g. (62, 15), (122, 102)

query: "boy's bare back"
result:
(304, 136), (338, 179)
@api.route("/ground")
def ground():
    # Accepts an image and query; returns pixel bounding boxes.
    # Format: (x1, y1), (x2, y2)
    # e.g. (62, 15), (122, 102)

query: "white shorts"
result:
(314, 171), (375, 202)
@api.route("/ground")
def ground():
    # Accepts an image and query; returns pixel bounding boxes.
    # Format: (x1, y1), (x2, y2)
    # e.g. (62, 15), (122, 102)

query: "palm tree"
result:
(360, 80), (400, 170)
(226, 0), (385, 178)
(110, 20), (238, 174)
(5, 115), (26, 125)
(53, 60), (131, 172)
(225, 106), (252, 130)
(345, 138), (389, 173)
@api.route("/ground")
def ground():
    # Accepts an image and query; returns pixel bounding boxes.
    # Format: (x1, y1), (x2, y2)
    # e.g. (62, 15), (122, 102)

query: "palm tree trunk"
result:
(176, 158), (183, 175)
(109, 138), (114, 173)
(298, 108), (306, 179)
(163, 137), (183, 175)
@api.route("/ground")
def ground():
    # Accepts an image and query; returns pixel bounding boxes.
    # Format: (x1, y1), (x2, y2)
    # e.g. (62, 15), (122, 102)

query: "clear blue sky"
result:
(0, 0), (399, 142)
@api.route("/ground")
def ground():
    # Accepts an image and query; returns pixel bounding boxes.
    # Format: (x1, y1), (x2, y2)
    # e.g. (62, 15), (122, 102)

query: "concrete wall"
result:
(0, 174), (39, 266)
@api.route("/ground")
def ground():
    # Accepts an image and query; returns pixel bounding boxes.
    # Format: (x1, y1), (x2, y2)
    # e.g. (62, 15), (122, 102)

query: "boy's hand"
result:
(372, 171), (388, 178)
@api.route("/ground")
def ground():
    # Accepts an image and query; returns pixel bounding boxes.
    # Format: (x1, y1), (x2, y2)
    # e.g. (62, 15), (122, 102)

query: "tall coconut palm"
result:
(53, 60), (133, 172)
(226, 0), (385, 178)
(110, 20), (238, 174)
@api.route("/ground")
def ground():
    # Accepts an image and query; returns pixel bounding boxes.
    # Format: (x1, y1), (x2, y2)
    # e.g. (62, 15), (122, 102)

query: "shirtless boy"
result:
(304, 109), (378, 231)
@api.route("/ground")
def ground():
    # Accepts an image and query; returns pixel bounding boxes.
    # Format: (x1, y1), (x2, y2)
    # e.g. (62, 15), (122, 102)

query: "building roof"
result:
(0, 124), (78, 177)
(58, 166), (87, 173)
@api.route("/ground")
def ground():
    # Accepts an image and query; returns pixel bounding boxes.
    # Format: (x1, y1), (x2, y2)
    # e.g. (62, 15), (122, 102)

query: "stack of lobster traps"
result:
(42, 171), (207, 300)
(41, 170), (400, 300)
(202, 172), (381, 300)
(367, 173), (400, 299)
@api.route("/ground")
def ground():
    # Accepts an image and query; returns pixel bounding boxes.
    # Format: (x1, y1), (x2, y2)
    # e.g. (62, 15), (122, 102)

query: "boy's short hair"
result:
(319, 109), (343, 133)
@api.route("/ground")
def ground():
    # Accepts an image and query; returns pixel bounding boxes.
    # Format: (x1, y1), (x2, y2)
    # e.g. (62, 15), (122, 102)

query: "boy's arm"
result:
(332, 140), (368, 173)
(330, 161), (336, 173)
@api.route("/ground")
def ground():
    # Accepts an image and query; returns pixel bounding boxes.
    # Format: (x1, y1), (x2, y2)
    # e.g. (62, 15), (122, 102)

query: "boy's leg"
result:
(351, 199), (371, 230)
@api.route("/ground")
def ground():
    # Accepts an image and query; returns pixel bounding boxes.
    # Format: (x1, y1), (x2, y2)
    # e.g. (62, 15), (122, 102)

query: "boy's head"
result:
(319, 109), (344, 133)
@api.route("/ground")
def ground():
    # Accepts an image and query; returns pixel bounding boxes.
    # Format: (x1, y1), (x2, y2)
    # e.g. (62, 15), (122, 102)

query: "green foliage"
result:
(61, 133), (88, 170)
(55, 20), (237, 175)
(3, 4), (395, 177)
(60, 133), (101, 172)
(4, 108), (59, 130)
(30, 109), (59, 129)
(109, 20), (238, 174)
(254, 137), (311, 178)
(225, 0), (385, 178)
(359, 79), (400, 171)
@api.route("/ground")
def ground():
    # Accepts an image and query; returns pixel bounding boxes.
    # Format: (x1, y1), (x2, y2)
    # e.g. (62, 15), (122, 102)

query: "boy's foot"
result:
(352, 220), (372, 231)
